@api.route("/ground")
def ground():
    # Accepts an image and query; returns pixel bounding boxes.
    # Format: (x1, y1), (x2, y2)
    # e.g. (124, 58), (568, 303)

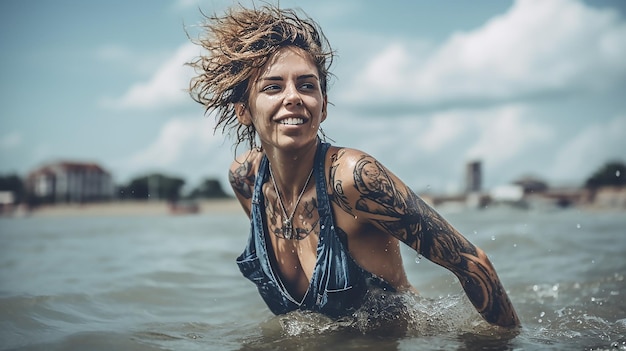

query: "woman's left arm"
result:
(330, 150), (520, 328)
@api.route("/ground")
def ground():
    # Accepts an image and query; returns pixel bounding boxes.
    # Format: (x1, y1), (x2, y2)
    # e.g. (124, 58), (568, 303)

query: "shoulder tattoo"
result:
(329, 150), (352, 213)
(229, 160), (255, 199)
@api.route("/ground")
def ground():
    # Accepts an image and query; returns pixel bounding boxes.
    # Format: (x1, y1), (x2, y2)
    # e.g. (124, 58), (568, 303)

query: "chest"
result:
(261, 182), (322, 295)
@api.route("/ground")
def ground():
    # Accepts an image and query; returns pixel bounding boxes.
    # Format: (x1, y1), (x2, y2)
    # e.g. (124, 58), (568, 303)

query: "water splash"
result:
(273, 290), (486, 338)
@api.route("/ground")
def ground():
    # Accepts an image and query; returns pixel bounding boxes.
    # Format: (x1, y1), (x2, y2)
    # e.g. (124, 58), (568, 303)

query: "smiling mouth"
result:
(278, 117), (306, 126)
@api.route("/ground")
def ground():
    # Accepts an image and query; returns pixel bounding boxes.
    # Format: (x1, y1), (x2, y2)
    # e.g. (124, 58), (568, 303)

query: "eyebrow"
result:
(259, 74), (319, 82)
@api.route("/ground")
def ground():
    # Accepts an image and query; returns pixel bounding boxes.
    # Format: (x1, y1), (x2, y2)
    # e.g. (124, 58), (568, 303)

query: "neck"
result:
(265, 139), (318, 200)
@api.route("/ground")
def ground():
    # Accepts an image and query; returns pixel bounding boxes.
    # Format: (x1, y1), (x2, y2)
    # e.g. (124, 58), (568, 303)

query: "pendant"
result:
(283, 219), (293, 240)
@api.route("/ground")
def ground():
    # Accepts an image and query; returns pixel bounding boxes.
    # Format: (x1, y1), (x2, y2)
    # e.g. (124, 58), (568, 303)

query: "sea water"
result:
(0, 207), (625, 350)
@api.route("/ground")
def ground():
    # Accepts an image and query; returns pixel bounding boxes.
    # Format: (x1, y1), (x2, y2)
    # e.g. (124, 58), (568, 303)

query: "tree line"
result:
(117, 173), (229, 202)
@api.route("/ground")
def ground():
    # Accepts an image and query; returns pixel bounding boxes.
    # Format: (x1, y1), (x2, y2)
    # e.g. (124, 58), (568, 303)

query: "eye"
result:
(261, 84), (281, 92)
(299, 82), (316, 90)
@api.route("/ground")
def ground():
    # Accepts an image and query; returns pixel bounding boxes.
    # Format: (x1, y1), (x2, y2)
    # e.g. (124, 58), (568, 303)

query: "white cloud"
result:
(101, 43), (199, 110)
(342, 0), (626, 105)
(465, 105), (552, 165)
(0, 132), (22, 150)
(414, 112), (465, 153)
(361, 43), (412, 92)
(550, 114), (626, 182)
(124, 116), (218, 169)
(111, 115), (236, 187)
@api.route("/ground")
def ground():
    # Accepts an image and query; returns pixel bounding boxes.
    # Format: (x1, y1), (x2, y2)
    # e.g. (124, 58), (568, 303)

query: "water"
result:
(1, 207), (625, 350)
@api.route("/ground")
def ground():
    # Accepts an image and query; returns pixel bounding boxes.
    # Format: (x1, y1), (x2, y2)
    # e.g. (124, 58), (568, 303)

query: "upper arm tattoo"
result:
(229, 160), (255, 199)
(350, 154), (465, 256)
(351, 155), (426, 251)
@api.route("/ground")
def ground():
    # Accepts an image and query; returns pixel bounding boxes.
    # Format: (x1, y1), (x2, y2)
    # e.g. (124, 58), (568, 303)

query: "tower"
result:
(465, 160), (482, 193)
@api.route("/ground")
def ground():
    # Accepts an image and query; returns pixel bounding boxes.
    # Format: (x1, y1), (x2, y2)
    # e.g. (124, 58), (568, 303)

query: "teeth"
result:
(279, 117), (305, 125)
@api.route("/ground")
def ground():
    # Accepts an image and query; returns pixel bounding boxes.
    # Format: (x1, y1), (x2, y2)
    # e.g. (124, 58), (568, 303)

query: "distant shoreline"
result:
(12, 199), (243, 218)
(3, 187), (624, 219)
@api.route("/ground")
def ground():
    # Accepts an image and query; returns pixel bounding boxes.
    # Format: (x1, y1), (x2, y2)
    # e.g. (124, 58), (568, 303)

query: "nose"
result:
(283, 83), (302, 106)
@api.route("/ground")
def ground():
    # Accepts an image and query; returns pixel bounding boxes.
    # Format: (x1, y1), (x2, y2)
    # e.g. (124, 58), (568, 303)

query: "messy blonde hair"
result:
(188, 4), (335, 150)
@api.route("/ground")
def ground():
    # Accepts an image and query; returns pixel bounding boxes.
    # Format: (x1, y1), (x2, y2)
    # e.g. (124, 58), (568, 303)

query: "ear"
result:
(235, 103), (252, 126)
(321, 95), (328, 123)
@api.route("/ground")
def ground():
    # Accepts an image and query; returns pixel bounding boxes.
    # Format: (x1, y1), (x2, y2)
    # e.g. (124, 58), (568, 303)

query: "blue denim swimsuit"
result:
(236, 141), (395, 318)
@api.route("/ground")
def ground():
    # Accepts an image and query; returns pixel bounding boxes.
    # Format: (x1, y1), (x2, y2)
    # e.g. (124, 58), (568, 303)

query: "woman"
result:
(189, 4), (520, 328)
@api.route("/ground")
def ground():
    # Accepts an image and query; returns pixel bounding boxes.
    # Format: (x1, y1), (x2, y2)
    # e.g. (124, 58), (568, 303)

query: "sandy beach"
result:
(15, 198), (242, 218)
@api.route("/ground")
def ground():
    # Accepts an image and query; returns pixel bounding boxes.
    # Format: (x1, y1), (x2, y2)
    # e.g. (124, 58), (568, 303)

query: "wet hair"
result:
(188, 4), (335, 151)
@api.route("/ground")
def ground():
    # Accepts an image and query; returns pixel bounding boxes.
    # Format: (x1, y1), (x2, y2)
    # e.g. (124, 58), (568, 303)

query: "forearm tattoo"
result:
(331, 152), (519, 327)
(229, 161), (255, 199)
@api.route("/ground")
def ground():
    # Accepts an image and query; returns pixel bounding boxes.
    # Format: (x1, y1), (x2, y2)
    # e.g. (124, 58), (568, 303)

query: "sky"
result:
(1, 0), (625, 195)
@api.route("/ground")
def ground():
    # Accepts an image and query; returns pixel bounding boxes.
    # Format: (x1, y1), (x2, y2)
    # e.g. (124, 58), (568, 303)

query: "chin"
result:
(277, 135), (317, 149)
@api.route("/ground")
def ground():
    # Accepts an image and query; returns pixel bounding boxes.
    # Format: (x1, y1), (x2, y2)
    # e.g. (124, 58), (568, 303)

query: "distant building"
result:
(465, 160), (482, 193)
(26, 161), (114, 204)
(490, 184), (525, 203)
(513, 176), (548, 194)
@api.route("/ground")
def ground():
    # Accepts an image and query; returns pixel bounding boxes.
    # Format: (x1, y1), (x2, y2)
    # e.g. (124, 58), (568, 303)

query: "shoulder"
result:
(228, 148), (263, 202)
(327, 146), (392, 187)
(327, 146), (397, 213)
(327, 146), (362, 188)
(229, 148), (263, 173)
(328, 146), (366, 168)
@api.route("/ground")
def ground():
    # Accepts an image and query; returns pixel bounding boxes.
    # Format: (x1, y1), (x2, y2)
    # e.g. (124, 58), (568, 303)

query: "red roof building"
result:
(27, 161), (114, 203)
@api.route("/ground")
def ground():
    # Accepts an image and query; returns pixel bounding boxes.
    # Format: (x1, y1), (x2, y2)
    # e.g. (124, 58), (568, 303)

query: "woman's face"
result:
(238, 46), (327, 152)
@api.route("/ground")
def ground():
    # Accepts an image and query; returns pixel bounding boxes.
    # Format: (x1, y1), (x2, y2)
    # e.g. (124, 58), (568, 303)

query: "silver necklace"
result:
(268, 164), (314, 240)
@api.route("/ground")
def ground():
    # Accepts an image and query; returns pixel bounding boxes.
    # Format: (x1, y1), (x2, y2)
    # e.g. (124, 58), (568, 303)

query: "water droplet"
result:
(540, 311), (546, 317)
(321, 225), (325, 230)
(576, 223), (581, 229)
(617, 170), (621, 177)
(513, 243), (517, 248)
(491, 235), (496, 241)
(415, 254), (422, 264)
(473, 230), (478, 235)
